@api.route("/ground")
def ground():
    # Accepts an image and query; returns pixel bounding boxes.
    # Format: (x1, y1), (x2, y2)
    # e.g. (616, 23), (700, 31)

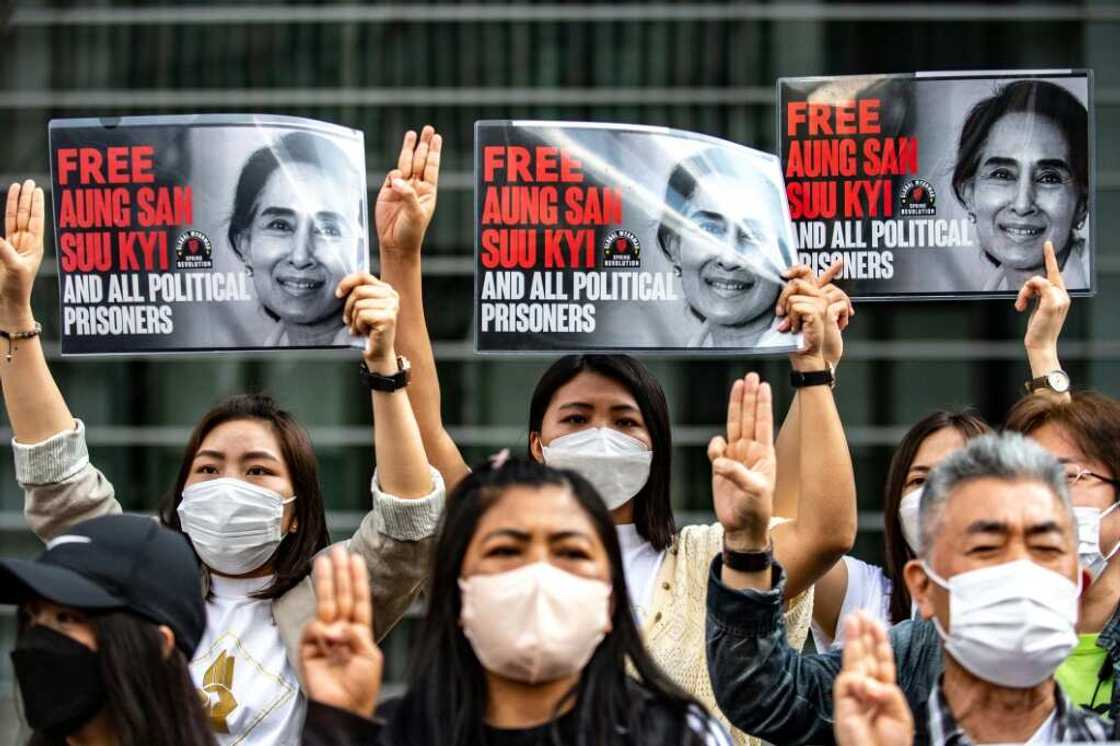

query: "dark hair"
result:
(951, 80), (1089, 246)
(227, 130), (364, 265)
(883, 410), (991, 623)
(528, 355), (675, 551)
(388, 458), (709, 746)
(27, 611), (215, 746)
(655, 147), (794, 272)
(1005, 391), (1120, 501)
(159, 394), (331, 599)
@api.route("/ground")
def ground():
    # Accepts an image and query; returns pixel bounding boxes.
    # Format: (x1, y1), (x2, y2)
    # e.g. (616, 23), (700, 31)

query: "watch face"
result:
(1048, 370), (1071, 393)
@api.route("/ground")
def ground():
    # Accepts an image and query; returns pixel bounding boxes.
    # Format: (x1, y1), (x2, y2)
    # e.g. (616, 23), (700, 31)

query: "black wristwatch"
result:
(722, 540), (773, 573)
(790, 362), (835, 389)
(359, 356), (411, 392)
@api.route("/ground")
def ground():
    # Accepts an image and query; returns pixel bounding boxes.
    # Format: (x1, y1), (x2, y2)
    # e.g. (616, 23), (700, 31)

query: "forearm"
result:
(0, 307), (75, 442)
(370, 379), (432, 499)
(707, 558), (841, 745)
(773, 392), (800, 519)
(379, 251), (469, 489)
(776, 367), (856, 600)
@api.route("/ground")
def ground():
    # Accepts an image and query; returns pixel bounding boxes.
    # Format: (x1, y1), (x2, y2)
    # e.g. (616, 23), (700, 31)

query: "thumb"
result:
(0, 236), (19, 267)
(713, 457), (768, 494)
(392, 178), (422, 215)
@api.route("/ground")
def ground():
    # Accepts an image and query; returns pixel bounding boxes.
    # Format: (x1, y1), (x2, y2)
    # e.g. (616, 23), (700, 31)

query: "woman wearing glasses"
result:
(1005, 391), (1120, 719)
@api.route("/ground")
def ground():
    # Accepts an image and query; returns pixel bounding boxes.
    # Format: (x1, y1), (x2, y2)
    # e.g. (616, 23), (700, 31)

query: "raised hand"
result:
(1015, 240), (1069, 364)
(301, 546), (383, 719)
(708, 372), (776, 549)
(375, 126), (442, 258)
(775, 266), (830, 366)
(336, 273), (400, 369)
(833, 612), (914, 746)
(0, 180), (46, 328)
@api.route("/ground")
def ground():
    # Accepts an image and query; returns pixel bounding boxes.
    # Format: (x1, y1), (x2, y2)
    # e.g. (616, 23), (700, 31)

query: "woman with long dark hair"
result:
(809, 409), (991, 650)
(380, 127), (858, 745)
(0, 514), (215, 746)
(301, 458), (731, 745)
(0, 163), (442, 743)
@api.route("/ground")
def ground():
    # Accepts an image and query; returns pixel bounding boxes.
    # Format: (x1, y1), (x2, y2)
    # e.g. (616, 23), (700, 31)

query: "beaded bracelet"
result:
(0, 322), (42, 362)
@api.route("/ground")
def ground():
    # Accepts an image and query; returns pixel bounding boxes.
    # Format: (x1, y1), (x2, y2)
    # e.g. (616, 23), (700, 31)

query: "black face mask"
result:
(10, 624), (106, 739)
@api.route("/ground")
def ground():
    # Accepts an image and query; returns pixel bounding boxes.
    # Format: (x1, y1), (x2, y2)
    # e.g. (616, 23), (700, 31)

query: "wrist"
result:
(790, 353), (826, 372)
(0, 307), (36, 331)
(724, 526), (770, 552)
(364, 352), (399, 375)
(1025, 347), (1061, 376)
(378, 244), (422, 265)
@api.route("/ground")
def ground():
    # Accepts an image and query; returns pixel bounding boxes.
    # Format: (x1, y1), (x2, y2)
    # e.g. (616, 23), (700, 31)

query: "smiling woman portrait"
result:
(655, 148), (794, 348)
(951, 79), (1089, 292)
(228, 131), (366, 346)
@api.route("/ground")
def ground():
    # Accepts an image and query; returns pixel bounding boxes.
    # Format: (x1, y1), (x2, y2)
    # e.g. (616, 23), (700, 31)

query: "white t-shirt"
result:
(811, 556), (893, 652)
(192, 574), (304, 745)
(1025, 710), (1057, 745)
(616, 524), (667, 624)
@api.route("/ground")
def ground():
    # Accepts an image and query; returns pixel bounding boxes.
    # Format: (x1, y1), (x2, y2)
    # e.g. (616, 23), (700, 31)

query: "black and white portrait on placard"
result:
(474, 121), (801, 354)
(49, 114), (368, 355)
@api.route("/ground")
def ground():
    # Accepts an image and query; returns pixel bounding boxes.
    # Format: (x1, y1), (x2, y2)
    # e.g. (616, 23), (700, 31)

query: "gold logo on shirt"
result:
(198, 650), (238, 733)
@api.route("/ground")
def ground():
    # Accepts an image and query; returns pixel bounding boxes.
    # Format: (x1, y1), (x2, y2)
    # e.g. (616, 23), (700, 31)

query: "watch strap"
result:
(722, 540), (773, 572)
(360, 357), (411, 392)
(790, 364), (835, 389)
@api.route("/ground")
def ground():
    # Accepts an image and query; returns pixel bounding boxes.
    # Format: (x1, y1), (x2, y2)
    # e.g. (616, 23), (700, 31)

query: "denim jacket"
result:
(706, 556), (943, 746)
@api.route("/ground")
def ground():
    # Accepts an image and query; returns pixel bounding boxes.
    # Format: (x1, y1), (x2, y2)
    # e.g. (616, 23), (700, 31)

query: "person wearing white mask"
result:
(811, 410), (990, 651)
(299, 458), (732, 745)
(381, 141), (858, 745)
(1007, 390), (1120, 719)
(0, 136), (445, 746)
(708, 431), (1115, 745)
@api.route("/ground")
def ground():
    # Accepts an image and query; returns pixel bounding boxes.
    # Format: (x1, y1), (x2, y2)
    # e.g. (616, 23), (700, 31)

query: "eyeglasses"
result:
(1064, 467), (1120, 490)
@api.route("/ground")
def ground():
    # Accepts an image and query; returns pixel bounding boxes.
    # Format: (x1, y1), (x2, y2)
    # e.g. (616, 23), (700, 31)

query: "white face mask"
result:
(897, 486), (923, 555)
(177, 478), (296, 575)
(541, 427), (653, 511)
(1075, 503), (1120, 582)
(923, 558), (1079, 688)
(459, 562), (611, 684)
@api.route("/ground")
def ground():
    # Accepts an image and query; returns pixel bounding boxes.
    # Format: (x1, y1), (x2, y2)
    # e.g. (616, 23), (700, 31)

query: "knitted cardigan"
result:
(641, 520), (813, 746)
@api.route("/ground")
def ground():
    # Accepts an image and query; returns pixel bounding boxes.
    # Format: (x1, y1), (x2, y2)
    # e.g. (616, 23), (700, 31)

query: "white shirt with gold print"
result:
(192, 575), (304, 745)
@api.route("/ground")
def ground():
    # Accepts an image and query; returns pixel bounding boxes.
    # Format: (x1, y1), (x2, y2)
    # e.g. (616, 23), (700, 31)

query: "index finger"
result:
(1043, 240), (1064, 290)
(396, 130), (418, 178)
(818, 258), (844, 287)
(16, 179), (33, 233)
(336, 271), (382, 298)
(349, 553), (373, 631)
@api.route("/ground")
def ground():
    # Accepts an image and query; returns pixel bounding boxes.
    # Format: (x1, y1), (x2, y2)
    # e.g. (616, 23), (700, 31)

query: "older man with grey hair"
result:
(706, 431), (1115, 745)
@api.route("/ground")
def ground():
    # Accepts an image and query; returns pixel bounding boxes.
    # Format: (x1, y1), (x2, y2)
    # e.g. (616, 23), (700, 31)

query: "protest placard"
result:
(49, 114), (369, 354)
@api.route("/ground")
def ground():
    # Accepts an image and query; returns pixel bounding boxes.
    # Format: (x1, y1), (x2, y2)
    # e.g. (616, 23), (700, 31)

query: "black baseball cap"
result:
(0, 513), (206, 657)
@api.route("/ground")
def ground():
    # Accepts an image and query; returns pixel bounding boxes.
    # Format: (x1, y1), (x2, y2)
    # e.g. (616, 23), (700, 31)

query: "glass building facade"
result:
(0, 0), (1116, 738)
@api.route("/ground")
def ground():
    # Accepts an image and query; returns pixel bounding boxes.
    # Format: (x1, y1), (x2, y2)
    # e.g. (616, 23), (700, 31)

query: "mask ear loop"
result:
(1099, 501), (1120, 564)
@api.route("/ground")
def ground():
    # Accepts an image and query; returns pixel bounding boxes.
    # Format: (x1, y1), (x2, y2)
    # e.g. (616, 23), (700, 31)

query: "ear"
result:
(903, 558), (936, 621)
(658, 227), (681, 267)
(959, 179), (975, 213)
(157, 625), (176, 660)
(529, 431), (545, 463)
